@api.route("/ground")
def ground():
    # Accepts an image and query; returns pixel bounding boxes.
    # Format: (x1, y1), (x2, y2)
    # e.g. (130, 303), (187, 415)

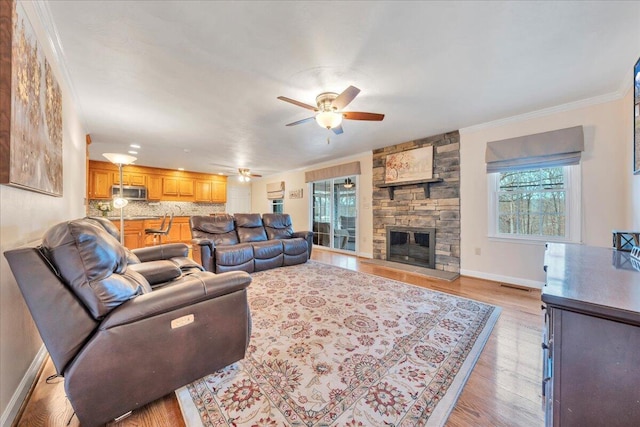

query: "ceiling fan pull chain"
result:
(327, 136), (331, 145)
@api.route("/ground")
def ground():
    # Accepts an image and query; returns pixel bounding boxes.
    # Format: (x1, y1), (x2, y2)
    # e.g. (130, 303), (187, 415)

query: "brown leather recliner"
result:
(4, 218), (252, 427)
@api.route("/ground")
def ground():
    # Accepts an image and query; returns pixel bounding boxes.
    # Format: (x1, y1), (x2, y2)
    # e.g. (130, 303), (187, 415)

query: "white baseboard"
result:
(1, 345), (47, 427)
(358, 252), (373, 259)
(460, 269), (544, 290)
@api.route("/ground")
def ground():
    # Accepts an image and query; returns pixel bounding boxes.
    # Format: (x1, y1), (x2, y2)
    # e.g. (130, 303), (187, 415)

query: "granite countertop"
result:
(105, 216), (161, 220)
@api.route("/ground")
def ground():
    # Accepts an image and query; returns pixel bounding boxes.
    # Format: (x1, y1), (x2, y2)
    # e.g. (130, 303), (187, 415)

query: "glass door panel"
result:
(311, 176), (357, 252)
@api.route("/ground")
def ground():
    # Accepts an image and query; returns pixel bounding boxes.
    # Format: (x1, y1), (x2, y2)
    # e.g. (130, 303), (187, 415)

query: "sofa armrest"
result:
(131, 243), (189, 262)
(293, 230), (314, 258)
(127, 260), (182, 287)
(100, 270), (251, 329)
(191, 238), (215, 272)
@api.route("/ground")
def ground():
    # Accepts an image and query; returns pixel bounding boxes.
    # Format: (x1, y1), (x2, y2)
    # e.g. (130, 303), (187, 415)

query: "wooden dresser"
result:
(542, 243), (640, 426)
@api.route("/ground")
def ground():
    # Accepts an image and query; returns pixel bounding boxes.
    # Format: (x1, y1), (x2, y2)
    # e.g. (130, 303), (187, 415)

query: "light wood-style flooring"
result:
(16, 249), (544, 426)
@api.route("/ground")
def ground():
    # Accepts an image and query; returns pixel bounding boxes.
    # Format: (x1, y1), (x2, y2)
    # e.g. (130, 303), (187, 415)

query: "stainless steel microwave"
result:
(111, 185), (147, 201)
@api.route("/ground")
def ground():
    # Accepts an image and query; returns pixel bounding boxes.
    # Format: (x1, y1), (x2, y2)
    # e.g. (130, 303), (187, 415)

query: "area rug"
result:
(176, 260), (500, 427)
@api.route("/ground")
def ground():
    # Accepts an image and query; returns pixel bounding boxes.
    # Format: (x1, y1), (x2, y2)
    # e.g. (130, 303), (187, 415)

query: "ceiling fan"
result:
(277, 85), (384, 135)
(209, 163), (262, 182)
(237, 168), (261, 182)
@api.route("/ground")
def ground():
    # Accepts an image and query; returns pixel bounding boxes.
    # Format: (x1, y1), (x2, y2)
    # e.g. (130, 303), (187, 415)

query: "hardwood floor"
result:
(16, 249), (544, 426)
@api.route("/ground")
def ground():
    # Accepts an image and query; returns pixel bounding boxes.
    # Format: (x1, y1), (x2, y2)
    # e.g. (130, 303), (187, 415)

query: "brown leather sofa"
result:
(190, 213), (313, 274)
(3, 218), (252, 427)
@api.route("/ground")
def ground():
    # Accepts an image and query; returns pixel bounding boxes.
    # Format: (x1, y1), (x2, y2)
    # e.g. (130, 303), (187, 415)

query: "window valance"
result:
(305, 161), (361, 183)
(267, 181), (284, 200)
(485, 125), (584, 173)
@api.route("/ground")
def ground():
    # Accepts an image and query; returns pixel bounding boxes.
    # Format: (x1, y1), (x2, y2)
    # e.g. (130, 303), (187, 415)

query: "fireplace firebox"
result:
(386, 226), (436, 269)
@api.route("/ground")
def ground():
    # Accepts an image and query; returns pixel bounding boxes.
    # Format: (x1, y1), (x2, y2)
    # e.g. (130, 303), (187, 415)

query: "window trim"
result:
(488, 164), (581, 244)
(271, 198), (284, 214)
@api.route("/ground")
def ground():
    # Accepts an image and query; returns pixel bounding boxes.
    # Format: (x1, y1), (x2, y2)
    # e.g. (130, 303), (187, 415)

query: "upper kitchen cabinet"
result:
(112, 171), (146, 186)
(89, 168), (111, 199)
(88, 161), (227, 203)
(195, 177), (227, 203)
(147, 175), (163, 200)
(162, 177), (195, 200)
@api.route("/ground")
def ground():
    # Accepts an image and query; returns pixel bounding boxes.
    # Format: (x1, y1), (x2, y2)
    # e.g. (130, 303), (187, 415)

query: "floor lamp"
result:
(102, 153), (137, 244)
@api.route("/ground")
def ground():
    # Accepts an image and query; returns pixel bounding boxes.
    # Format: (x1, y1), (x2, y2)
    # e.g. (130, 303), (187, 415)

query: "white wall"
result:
(251, 151), (374, 258)
(0, 2), (86, 424)
(460, 95), (631, 287)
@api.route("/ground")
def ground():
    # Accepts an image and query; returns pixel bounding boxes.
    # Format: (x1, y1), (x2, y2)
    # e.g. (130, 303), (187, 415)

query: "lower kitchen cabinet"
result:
(111, 219), (144, 249)
(542, 243), (640, 427)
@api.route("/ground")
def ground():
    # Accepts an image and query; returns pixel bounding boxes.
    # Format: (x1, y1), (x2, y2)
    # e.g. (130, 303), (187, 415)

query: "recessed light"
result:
(218, 173), (225, 175)
(130, 144), (141, 148)
(128, 150), (138, 154)
(178, 167), (185, 171)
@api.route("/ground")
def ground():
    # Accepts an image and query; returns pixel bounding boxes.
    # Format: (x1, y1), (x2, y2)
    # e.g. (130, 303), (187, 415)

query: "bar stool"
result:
(144, 212), (174, 245)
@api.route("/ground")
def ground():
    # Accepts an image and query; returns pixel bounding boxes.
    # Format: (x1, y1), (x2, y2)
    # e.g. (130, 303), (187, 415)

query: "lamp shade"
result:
(315, 111), (343, 129)
(103, 153), (137, 165)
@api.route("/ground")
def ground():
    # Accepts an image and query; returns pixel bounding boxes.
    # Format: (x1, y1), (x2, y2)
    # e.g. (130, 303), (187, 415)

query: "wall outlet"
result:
(475, 247), (481, 255)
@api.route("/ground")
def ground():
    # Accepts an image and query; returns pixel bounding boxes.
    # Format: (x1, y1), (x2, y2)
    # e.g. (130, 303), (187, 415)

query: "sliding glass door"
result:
(311, 176), (357, 252)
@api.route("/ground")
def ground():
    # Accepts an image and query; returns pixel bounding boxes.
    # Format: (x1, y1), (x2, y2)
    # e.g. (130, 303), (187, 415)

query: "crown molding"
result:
(459, 90), (625, 135)
(30, 0), (87, 131)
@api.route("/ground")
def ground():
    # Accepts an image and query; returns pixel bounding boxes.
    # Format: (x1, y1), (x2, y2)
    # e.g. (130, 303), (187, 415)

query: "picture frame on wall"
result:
(634, 56), (640, 174)
(0, 0), (64, 196)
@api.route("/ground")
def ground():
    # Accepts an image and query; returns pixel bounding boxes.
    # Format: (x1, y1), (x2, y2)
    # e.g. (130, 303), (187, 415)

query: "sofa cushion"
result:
(252, 240), (283, 259)
(235, 213), (267, 243)
(42, 219), (151, 319)
(282, 237), (308, 256)
(262, 213), (294, 240)
(215, 243), (255, 273)
(190, 215), (239, 246)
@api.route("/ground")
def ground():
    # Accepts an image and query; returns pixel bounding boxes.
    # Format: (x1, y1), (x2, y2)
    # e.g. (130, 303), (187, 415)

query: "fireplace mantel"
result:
(377, 178), (443, 200)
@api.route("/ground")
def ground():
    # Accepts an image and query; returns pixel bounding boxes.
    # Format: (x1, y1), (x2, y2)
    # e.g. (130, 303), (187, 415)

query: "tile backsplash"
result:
(88, 200), (226, 219)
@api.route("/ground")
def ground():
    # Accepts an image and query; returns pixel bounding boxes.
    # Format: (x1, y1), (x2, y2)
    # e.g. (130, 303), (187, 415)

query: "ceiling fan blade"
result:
(251, 174), (263, 177)
(332, 86), (360, 110)
(332, 124), (344, 135)
(342, 111), (385, 121)
(277, 96), (318, 111)
(285, 116), (315, 126)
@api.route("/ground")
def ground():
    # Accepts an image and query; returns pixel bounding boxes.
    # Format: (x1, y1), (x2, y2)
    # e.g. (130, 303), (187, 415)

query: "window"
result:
(488, 165), (581, 242)
(271, 199), (284, 214)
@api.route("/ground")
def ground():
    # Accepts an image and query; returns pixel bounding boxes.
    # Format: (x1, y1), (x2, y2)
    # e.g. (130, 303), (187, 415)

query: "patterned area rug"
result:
(176, 261), (500, 427)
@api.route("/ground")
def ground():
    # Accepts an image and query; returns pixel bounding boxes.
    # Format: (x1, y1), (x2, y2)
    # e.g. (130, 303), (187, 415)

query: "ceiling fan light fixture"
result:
(315, 111), (343, 129)
(344, 177), (354, 189)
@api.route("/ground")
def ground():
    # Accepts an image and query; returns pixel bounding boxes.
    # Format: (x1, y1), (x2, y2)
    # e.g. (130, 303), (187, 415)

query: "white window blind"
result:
(485, 126), (584, 173)
(267, 181), (285, 200)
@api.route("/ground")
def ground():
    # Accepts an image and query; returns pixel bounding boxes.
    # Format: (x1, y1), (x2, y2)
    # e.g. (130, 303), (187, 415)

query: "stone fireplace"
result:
(386, 226), (436, 269)
(373, 131), (460, 273)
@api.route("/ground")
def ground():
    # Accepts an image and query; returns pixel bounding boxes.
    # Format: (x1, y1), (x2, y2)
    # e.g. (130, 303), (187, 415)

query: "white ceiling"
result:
(45, 1), (640, 177)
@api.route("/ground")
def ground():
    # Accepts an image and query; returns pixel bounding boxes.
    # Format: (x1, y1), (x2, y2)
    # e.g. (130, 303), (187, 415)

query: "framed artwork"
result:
(634, 56), (640, 174)
(289, 188), (303, 199)
(0, 0), (63, 196)
(384, 146), (433, 184)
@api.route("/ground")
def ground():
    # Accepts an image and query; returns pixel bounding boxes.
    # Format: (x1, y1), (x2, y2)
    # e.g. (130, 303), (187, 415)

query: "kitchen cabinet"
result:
(195, 180), (211, 202)
(112, 171), (146, 186)
(162, 177), (194, 198)
(195, 178), (227, 203)
(147, 175), (163, 200)
(542, 243), (640, 426)
(88, 160), (227, 204)
(89, 169), (111, 199)
(111, 219), (144, 249)
(211, 180), (227, 203)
